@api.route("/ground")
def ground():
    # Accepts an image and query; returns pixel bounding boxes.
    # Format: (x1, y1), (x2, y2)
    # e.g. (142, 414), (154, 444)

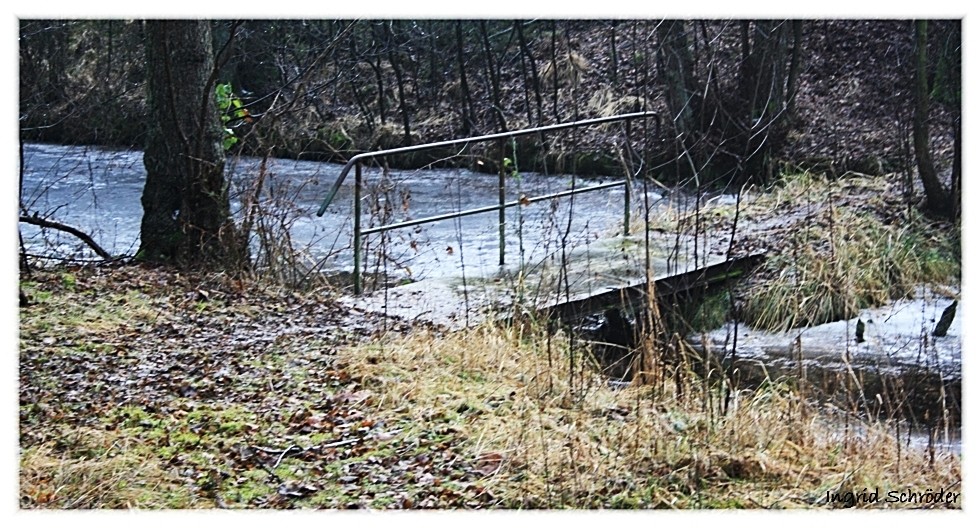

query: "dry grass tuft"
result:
(340, 320), (960, 508)
(541, 51), (590, 89)
(20, 427), (206, 509)
(588, 86), (651, 118)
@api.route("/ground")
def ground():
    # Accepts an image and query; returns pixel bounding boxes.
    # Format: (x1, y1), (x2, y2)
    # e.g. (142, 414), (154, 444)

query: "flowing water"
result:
(20, 142), (646, 282)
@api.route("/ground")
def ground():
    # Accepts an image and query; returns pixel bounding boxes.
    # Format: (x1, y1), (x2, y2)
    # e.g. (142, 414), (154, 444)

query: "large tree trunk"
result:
(738, 20), (794, 185)
(140, 20), (245, 269)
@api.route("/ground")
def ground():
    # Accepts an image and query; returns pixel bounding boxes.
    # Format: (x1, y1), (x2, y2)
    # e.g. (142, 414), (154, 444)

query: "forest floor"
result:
(18, 170), (961, 510)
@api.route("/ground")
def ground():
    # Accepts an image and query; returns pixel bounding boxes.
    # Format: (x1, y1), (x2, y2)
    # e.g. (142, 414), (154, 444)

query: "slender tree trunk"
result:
(479, 21), (507, 131)
(454, 21), (474, 135)
(369, 24), (387, 126)
(140, 20), (244, 268)
(385, 21), (412, 144)
(514, 22), (534, 127)
(549, 21), (560, 121)
(370, 59), (387, 126)
(427, 20), (439, 105)
(347, 31), (375, 129)
(609, 20), (619, 85)
(913, 20), (950, 216)
(951, 115), (961, 220)
(785, 20), (804, 115)
(515, 21), (543, 126)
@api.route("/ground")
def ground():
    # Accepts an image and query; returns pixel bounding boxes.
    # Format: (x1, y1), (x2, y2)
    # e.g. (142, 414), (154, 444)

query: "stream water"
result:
(20, 142), (644, 282)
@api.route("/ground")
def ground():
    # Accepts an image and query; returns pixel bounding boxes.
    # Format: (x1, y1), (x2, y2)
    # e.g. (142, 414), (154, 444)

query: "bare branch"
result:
(20, 214), (113, 260)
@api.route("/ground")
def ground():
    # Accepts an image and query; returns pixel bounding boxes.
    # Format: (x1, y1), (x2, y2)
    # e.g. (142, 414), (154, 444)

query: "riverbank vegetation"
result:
(649, 171), (960, 333)
(19, 264), (961, 509)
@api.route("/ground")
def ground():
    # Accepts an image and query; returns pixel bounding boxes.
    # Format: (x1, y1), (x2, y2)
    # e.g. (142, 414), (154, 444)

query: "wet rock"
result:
(933, 300), (957, 337)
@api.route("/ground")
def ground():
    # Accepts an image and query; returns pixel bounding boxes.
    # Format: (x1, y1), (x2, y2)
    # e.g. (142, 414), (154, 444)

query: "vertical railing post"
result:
(623, 181), (631, 236)
(498, 139), (506, 266)
(353, 161), (363, 295)
(623, 118), (633, 237)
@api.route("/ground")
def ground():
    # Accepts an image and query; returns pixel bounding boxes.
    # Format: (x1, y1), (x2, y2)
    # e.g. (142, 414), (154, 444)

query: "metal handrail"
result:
(316, 112), (657, 294)
(316, 111), (657, 216)
(360, 181), (626, 236)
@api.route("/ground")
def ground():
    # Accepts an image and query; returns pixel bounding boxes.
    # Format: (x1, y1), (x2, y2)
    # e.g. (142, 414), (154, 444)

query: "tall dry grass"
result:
(338, 318), (960, 508)
(20, 427), (207, 509)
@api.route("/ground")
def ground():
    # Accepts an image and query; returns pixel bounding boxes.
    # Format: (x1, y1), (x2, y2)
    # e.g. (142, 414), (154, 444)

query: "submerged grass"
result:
(338, 320), (961, 508)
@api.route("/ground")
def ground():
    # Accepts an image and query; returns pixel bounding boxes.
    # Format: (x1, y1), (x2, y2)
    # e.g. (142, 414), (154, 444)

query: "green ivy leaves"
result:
(215, 83), (251, 150)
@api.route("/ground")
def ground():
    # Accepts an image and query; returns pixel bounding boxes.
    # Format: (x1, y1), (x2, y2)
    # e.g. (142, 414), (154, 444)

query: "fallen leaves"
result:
(19, 264), (496, 509)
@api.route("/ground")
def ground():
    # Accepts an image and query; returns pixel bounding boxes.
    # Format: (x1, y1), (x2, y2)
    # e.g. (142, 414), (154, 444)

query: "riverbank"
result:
(19, 257), (961, 509)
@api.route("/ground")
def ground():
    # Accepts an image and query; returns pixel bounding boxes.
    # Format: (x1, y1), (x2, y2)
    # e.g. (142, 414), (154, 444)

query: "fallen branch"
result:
(321, 437), (360, 449)
(20, 214), (113, 260)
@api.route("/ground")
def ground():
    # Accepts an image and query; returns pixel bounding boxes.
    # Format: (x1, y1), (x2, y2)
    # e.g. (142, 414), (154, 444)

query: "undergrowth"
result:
(20, 426), (207, 508)
(642, 172), (960, 332)
(338, 319), (961, 508)
(740, 173), (958, 331)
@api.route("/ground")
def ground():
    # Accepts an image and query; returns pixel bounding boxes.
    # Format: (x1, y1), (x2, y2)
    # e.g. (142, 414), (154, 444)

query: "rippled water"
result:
(20, 142), (656, 281)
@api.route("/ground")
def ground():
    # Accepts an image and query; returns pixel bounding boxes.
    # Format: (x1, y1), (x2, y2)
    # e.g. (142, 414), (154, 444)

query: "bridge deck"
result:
(340, 229), (762, 329)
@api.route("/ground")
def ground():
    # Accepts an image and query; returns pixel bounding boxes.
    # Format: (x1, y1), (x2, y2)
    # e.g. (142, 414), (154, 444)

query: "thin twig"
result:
(273, 445), (302, 469)
(321, 437), (360, 449)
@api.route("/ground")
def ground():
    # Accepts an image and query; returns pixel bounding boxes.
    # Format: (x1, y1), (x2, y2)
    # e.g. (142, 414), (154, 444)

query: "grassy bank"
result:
(644, 172), (960, 332)
(19, 264), (961, 509)
(18, 167), (962, 509)
(336, 320), (960, 508)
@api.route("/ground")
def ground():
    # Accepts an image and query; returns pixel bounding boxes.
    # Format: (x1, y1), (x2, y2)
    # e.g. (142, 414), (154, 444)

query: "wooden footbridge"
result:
(316, 113), (764, 327)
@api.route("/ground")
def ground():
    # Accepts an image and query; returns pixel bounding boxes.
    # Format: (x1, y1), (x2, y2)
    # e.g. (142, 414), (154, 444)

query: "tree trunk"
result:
(785, 20), (804, 115)
(656, 20), (698, 141)
(514, 23), (534, 127)
(347, 31), (376, 130)
(478, 21), (507, 131)
(549, 21), (560, 121)
(609, 20), (619, 85)
(951, 114), (961, 220)
(385, 21), (413, 144)
(738, 20), (793, 185)
(140, 20), (245, 269)
(454, 21), (474, 135)
(368, 23), (388, 126)
(515, 21), (543, 127)
(913, 20), (950, 216)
